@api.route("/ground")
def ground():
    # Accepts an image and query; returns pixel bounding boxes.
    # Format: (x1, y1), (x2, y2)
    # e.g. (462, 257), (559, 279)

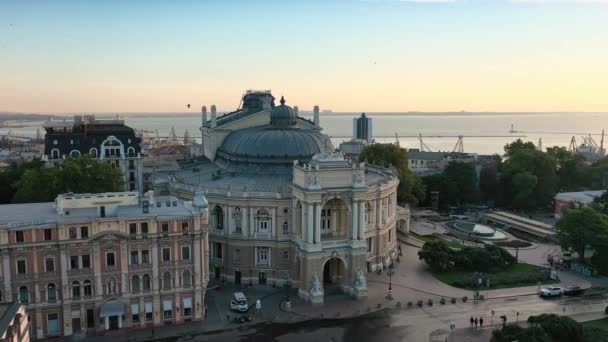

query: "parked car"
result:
(230, 292), (249, 312)
(563, 286), (585, 296)
(539, 286), (563, 298)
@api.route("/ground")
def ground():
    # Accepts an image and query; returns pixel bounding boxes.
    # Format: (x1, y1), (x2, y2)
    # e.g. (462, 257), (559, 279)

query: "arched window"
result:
(214, 206), (224, 230)
(142, 274), (151, 291)
(72, 281), (80, 298)
(89, 148), (98, 157)
(83, 280), (92, 297)
(131, 275), (140, 293)
(163, 272), (172, 290)
(69, 150), (81, 158)
(19, 286), (28, 303)
(127, 147), (136, 157)
(182, 270), (191, 288)
(51, 148), (60, 159)
(101, 137), (123, 158)
(47, 284), (56, 301)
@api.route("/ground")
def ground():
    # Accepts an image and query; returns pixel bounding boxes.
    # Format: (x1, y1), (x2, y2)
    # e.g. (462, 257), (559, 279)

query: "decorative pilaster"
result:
(307, 204), (314, 243)
(358, 200), (365, 240)
(352, 201), (359, 240)
(314, 203), (321, 243)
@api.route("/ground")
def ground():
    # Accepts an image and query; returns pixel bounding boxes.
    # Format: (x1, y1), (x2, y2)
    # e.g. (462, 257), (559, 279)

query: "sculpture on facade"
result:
(355, 269), (367, 289)
(311, 274), (323, 295)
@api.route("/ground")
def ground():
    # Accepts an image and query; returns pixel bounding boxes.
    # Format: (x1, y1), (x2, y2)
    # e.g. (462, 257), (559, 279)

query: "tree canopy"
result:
(359, 143), (426, 205)
(3, 156), (124, 203)
(555, 206), (608, 262)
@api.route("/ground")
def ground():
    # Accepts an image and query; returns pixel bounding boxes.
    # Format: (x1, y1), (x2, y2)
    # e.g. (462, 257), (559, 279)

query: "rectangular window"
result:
(162, 223), (169, 237)
(142, 250), (150, 264)
(182, 246), (190, 261)
(131, 303), (140, 323)
(82, 255), (91, 269)
(129, 223), (137, 236)
(86, 309), (95, 328)
(182, 221), (189, 235)
(258, 220), (268, 231)
(69, 227), (78, 239)
(70, 255), (79, 269)
(163, 300), (173, 319)
(80, 226), (88, 239)
(44, 229), (53, 241)
(258, 247), (269, 265)
(234, 249), (240, 262)
(214, 243), (222, 259)
(141, 222), (148, 236)
(17, 259), (26, 274)
(145, 303), (153, 321)
(45, 257), (55, 272)
(16, 231), (24, 243)
(183, 298), (192, 317)
(48, 313), (60, 334)
(130, 251), (139, 265)
(283, 251), (289, 261)
(106, 252), (115, 267)
(367, 237), (373, 253)
(162, 248), (171, 262)
(282, 222), (289, 234)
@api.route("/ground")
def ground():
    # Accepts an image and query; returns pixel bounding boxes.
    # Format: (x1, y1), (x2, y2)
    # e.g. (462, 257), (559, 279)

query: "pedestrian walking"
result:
(474, 317), (478, 328)
(479, 317), (484, 328)
(470, 316), (474, 328)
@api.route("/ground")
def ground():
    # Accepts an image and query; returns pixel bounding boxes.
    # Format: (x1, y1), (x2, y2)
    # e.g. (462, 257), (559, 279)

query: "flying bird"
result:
(186, 104), (191, 108)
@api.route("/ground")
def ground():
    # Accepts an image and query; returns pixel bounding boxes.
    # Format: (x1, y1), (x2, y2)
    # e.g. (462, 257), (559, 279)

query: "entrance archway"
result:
(322, 257), (347, 295)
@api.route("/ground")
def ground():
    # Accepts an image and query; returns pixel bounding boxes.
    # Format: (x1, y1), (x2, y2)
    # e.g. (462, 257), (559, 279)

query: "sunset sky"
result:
(1, 0), (607, 113)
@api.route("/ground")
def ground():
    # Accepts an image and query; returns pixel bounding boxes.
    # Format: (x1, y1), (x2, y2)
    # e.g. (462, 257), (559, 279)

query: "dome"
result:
(215, 125), (334, 174)
(270, 96), (296, 127)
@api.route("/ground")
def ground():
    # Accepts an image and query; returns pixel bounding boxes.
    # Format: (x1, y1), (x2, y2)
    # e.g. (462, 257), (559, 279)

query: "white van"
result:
(230, 292), (249, 312)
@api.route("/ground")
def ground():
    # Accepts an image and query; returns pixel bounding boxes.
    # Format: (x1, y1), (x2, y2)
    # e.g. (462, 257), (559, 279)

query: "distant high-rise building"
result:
(353, 113), (372, 142)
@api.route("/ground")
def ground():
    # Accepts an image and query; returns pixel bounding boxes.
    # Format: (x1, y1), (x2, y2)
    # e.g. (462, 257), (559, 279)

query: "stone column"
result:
(249, 207), (255, 237)
(35, 309), (43, 339)
(351, 201), (359, 240)
(271, 207), (276, 238)
(60, 247), (69, 300)
(307, 204), (314, 243)
(92, 243), (102, 297)
(118, 315), (123, 329)
(194, 235), (202, 287)
(314, 203), (321, 243)
(358, 200), (365, 240)
(2, 253), (12, 301)
(301, 205), (306, 241)
(104, 317), (109, 330)
(227, 206), (233, 235)
(242, 207), (249, 237)
(151, 243), (160, 290)
(120, 240), (129, 294)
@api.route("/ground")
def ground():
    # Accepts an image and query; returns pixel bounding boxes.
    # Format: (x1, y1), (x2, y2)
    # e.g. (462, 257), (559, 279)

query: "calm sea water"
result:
(4, 112), (608, 155)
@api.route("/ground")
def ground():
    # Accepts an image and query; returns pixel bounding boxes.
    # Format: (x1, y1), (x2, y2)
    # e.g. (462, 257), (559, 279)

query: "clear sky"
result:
(1, 0), (607, 113)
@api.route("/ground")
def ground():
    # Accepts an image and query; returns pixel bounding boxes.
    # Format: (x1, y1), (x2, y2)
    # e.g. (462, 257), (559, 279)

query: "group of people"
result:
(469, 316), (484, 328)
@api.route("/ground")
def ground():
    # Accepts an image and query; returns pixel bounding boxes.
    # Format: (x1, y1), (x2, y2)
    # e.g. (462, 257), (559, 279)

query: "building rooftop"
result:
(0, 192), (205, 229)
(555, 190), (606, 204)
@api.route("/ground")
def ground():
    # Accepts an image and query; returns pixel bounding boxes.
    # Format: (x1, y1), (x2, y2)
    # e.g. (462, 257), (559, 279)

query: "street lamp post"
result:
(386, 269), (394, 300)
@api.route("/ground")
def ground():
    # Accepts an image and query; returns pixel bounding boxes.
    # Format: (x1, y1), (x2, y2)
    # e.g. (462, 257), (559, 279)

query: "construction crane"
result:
(418, 133), (433, 152)
(451, 135), (464, 153)
(569, 136), (577, 153)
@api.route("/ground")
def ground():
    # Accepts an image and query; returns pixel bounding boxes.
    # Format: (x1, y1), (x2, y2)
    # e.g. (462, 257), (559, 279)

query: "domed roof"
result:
(215, 125), (334, 174)
(270, 96), (296, 127)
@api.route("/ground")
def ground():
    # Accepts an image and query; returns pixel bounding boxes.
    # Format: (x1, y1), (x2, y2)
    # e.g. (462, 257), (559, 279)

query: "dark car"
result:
(563, 286), (585, 296)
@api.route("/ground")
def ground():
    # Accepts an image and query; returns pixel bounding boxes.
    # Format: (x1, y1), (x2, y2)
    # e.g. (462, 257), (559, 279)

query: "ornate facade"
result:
(155, 91), (408, 304)
(0, 191), (209, 339)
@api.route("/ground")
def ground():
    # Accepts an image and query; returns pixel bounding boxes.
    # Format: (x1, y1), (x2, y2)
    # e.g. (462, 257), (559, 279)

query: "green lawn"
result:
(411, 233), (465, 249)
(432, 263), (559, 290)
(582, 318), (608, 332)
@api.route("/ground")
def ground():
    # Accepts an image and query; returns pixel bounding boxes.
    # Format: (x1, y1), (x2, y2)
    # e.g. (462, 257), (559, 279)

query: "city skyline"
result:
(2, 0), (608, 113)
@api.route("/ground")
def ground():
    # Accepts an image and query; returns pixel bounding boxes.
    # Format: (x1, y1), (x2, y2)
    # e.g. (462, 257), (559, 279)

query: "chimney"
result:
(202, 106), (207, 127)
(293, 106), (299, 117)
(313, 105), (320, 128)
(210, 105), (217, 128)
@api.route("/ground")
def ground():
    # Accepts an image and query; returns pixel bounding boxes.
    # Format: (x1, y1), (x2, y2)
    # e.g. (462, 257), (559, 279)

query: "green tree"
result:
(530, 314), (584, 342)
(479, 165), (500, 205)
(12, 155), (124, 203)
(359, 143), (426, 205)
(555, 207), (608, 261)
(504, 139), (536, 158)
(443, 161), (479, 205)
(417, 240), (454, 272)
(490, 324), (546, 342)
(547, 146), (590, 191)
